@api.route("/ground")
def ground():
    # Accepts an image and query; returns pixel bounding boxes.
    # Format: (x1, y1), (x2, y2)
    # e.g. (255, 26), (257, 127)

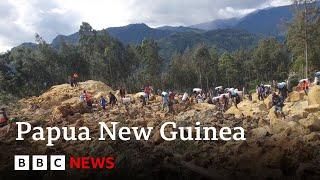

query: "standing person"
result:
(278, 83), (288, 99)
(144, 85), (151, 101)
(119, 87), (126, 98)
(83, 90), (93, 107)
(73, 73), (79, 87)
(0, 107), (8, 127)
(100, 96), (107, 110)
(162, 91), (169, 111)
(140, 95), (146, 107)
(169, 91), (175, 103)
(68, 76), (74, 87)
(302, 80), (309, 95)
(221, 95), (229, 111)
(272, 93), (285, 119)
(109, 92), (117, 106)
(272, 80), (278, 93)
(315, 72), (320, 85)
(182, 92), (189, 102)
(256, 85), (263, 101)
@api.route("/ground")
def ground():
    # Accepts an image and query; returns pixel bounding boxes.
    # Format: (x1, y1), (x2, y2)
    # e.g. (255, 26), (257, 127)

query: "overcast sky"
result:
(0, 0), (291, 52)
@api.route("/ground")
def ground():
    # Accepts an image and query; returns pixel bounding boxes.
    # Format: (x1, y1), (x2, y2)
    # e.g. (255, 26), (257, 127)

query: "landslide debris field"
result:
(1, 80), (320, 179)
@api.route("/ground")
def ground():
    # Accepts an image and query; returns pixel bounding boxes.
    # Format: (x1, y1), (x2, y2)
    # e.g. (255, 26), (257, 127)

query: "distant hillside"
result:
(158, 28), (261, 62)
(190, 5), (293, 36)
(107, 23), (172, 44)
(52, 23), (175, 47)
(156, 26), (204, 33)
(190, 18), (240, 31)
(51, 23), (260, 63)
(235, 5), (293, 36)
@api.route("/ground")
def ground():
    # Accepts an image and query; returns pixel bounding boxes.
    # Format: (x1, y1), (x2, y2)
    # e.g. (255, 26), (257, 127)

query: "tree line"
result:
(1, 1), (320, 102)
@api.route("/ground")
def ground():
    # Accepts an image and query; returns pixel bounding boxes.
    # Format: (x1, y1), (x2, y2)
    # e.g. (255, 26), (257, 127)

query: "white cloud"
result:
(0, 0), (293, 52)
(218, 7), (256, 19)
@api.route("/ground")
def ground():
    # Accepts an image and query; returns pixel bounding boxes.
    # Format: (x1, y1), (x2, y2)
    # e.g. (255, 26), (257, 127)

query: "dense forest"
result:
(0, 0), (320, 103)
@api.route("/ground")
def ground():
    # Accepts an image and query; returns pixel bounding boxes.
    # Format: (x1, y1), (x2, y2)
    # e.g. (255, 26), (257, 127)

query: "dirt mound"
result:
(20, 80), (113, 109)
(1, 83), (320, 179)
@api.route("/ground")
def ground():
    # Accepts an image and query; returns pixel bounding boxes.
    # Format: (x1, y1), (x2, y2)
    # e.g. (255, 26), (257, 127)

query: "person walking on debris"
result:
(272, 93), (285, 119)
(221, 95), (229, 111)
(301, 80), (309, 95)
(257, 85), (264, 101)
(168, 91), (175, 113)
(83, 90), (93, 107)
(315, 72), (320, 85)
(182, 92), (189, 102)
(278, 82), (288, 99)
(144, 85), (151, 101)
(100, 96), (107, 110)
(119, 87), (126, 98)
(109, 92), (117, 106)
(68, 76), (74, 87)
(140, 95), (146, 107)
(161, 91), (169, 111)
(73, 73), (79, 87)
(0, 107), (8, 127)
(272, 80), (278, 92)
(228, 88), (240, 108)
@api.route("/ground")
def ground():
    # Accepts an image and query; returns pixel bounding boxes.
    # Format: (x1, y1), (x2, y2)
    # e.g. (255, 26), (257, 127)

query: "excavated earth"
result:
(1, 80), (320, 180)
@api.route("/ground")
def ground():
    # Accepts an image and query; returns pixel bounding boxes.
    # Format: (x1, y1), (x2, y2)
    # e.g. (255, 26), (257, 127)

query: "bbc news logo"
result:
(15, 155), (115, 170)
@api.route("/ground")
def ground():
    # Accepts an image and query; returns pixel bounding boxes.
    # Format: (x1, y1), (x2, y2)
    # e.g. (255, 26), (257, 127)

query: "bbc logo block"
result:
(15, 155), (65, 170)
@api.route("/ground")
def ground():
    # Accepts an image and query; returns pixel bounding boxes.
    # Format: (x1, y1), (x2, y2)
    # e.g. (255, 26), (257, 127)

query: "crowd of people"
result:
(74, 71), (319, 120)
(0, 71), (319, 128)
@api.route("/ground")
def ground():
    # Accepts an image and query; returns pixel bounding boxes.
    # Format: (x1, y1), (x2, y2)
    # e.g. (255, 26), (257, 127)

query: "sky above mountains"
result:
(0, 0), (291, 52)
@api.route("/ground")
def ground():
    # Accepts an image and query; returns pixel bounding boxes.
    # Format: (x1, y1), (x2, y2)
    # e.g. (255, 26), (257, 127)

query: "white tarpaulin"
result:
(193, 88), (202, 93)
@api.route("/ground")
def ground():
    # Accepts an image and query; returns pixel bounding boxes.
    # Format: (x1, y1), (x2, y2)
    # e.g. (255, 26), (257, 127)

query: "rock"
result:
(192, 103), (216, 111)
(252, 93), (259, 103)
(152, 129), (163, 144)
(304, 104), (320, 113)
(268, 107), (289, 133)
(263, 94), (273, 109)
(288, 91), (304, 102)
(308, 85), (320, 105)
(224, 106), (243, 118)
(299, 115), (320, 131)
(251, 127), (270, 138)
(303, 132), (320, 142)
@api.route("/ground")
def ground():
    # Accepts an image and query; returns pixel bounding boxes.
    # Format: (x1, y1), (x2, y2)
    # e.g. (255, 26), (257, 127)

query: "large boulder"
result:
(304, 104), (320, 113)
(225, 105), (243, 118)
(308, 85), (320, 105)
(299, 114), (320, 131)
(268, 107), (289, 133)
(237, 100), (254, 117)
(288, 91), (304, 102)
(251, 126), (270, 138)
(264, 94), (273, 109)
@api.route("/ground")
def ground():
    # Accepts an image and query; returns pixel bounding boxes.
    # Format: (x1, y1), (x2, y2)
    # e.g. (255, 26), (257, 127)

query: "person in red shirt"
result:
(302, 80), (309, 95)
(0, 107), (8, 127)
(83, 90), (93, 107)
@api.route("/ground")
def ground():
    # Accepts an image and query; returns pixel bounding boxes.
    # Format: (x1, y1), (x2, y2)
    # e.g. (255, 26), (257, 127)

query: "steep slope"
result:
(156, 26), (204, 33)
(158, 29), (261, 62)
(190, 5), (293, 37)
(235, 5), (293, 36)
(51, 23), (173, 47)
(190, 17), (240, 31)
(107, 23), (172, 44)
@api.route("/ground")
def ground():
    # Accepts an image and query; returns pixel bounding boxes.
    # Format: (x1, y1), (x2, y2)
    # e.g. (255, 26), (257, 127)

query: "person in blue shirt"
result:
(100, 96), (107, 110)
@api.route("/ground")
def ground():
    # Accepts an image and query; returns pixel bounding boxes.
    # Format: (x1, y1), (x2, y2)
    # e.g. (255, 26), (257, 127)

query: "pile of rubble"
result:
(1, 80), (320, 179)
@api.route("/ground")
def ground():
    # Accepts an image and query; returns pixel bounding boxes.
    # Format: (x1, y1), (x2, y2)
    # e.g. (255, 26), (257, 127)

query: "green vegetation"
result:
(0, 1), (320, 100)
